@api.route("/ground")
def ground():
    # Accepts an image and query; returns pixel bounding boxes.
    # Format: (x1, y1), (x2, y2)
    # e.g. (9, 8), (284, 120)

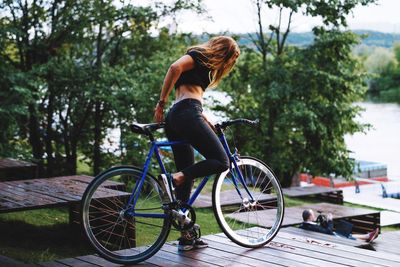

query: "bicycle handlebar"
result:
(215, 118), (259, 130)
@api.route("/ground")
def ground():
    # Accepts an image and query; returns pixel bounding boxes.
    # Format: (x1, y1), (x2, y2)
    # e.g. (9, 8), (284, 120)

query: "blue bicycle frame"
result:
(126, 132), (255, 219)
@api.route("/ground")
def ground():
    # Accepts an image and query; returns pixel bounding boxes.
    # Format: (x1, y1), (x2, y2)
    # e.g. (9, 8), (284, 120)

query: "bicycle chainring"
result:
(169, 202), (196, 231)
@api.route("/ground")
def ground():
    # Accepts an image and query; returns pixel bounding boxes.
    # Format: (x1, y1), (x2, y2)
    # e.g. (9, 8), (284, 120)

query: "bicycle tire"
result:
(212, 156), (284, 248)
(81, 166), (171, 264)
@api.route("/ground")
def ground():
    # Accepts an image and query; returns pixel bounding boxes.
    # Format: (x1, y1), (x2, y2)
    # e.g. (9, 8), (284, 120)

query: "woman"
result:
(154, 36), (240, 251)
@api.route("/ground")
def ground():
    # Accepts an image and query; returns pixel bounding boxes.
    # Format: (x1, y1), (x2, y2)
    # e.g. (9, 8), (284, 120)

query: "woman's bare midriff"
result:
(175, 84), (204, 104)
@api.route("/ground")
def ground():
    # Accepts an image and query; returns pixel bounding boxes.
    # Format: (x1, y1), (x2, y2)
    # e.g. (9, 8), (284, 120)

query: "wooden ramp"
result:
(280, 228), (400, 256)
(0, 175), (130, 226)
(0, 158), (38, 181)
(0, 255), (27, 267)
(342, 181), (400, 212)
(282, 186), (343, 204)
(33, 228), (400, 267)
(227, 202), (380, 233)
(193, 189), (277, 208)
(371, 230), (400, 255)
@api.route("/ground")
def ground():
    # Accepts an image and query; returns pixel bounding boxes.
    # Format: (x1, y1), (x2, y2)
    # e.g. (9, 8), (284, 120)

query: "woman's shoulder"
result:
(186, 49), (208, 67)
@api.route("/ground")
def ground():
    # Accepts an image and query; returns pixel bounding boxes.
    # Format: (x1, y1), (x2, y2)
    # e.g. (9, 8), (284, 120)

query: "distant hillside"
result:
(239, 30), (400, 48)
(353, 30), (400, 47)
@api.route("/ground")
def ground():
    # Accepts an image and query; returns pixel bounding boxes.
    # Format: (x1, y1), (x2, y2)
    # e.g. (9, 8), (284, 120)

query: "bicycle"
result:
(80, 118), (285, 264)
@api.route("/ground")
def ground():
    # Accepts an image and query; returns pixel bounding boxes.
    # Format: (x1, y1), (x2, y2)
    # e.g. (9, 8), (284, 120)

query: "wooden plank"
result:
(219, 228), (398, 267)
(35, 226), (400, 267)
(0, 255), (28, 267)
(282, 186), (341, 197)
(0, 188), (60, 211)
(4, 180), (82, 202)
(0, 158), (38, 180)
(77, 248), (197, 267)
(37, 262), (69, 267)
(381, 211), (400, 227)
(3, 176), (128, 204)
(0, 158), (36, 169)
(2, 182), (67, 206)
(227, 202), (379, 231)
(201, 235), (342, 267)
(368, 231), (400, 255)
(193, 190), (277, 208)
(281, 227), (364, 247)
(0, 174), (130, 217)
(153, 248), (217, 267)
(73, 255), (120, 267)
(25, 179), (86, 201)
(222, 227), (384, 267)
(273, 230), (400, 265)
(55, 258), (99, 267)
(2, 182), (67, 204)
(160, 244), (241, 267)
(164, 242), (276, 267)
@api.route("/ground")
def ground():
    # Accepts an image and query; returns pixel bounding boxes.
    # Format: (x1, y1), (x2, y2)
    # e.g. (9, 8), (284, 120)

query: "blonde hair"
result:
(187, 36), (240, 88)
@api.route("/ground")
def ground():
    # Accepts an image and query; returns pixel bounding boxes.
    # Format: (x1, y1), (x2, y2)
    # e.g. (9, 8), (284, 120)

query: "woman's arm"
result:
(154, 55), (196, 123)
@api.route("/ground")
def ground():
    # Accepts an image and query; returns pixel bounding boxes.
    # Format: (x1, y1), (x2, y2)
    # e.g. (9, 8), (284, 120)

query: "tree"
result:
(0, 0), (92, 175)
(217, 0), (375, 187)
(0, 0), (204, 176)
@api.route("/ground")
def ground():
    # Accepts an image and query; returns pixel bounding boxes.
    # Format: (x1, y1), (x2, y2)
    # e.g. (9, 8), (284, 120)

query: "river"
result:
(344, 102), (400, 180)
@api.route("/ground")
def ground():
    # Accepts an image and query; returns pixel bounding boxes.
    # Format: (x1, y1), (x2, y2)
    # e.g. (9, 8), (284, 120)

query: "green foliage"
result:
(216, 0), (372, 187)
(0, 62), (32, 158)
(367, 43), (400, 103)
(0, 0), (375, 188)
(0, 0), (203, 176)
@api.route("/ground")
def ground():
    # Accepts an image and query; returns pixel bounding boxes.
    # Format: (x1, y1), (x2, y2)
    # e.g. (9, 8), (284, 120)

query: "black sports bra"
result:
(174, 50), (211, 91)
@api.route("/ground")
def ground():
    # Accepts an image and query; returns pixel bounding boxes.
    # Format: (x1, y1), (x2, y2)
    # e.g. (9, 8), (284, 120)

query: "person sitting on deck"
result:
(300, 209), (379, 243)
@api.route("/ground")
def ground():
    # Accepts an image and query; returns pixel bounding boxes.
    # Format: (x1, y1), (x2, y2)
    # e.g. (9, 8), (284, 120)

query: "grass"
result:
(77, 156), (92, 175)
(0, 206), (223, 263)
(0, 208), (93, 263)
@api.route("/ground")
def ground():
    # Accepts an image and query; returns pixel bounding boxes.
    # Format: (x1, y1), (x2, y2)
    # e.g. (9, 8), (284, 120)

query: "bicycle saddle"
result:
(130, 122), (165, 135)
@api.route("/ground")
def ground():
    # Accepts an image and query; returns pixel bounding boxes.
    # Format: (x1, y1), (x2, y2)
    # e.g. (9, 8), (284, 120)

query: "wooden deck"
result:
(33, 228), (400, 267)
(342, 181), (400, 213)
(0, 175), (130, 225)
(228, 202), (380, 233)
(282, 185), (343, 204)
(0, 158), (38, 181)
(0, 255), (27, 267)
(193, 189), (277, 208)
(192, 185), (343, 209)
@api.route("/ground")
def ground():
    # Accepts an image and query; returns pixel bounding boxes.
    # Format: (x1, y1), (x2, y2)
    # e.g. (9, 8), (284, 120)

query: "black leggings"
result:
(165, 98), (229, 203)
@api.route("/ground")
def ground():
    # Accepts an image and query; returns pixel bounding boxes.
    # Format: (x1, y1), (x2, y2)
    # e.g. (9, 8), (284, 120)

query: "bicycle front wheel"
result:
(81, 166), (170, 264)
(213, 156), (284, 248)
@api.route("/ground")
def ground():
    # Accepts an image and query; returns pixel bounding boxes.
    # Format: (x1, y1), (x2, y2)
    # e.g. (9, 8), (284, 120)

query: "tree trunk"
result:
(45, 85), (55, 177)
(67, 143), (77, 175)
(93, 100), (102, 175)
(28, 104), (45, 176)
(290, 172), (300, 187)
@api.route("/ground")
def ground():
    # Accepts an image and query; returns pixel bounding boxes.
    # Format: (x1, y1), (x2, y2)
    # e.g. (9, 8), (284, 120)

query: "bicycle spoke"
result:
(81, 167), (170, 264)
(214, 157), (284, 248)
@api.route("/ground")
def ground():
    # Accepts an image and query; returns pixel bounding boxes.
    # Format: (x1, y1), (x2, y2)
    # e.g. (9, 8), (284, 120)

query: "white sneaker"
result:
(159, 174), (174, 202)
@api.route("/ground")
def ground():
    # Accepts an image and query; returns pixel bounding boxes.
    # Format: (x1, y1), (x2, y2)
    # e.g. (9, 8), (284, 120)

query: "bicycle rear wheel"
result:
(212, 156), (284, 248)
(81, 166), (170, 264)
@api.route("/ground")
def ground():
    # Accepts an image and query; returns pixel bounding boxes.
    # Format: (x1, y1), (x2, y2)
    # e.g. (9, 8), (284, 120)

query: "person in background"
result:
(300, 209), (379, 242)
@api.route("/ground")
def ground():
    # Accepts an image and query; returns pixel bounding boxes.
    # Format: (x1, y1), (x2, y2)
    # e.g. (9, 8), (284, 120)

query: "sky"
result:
(171, 0), (400, 34)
